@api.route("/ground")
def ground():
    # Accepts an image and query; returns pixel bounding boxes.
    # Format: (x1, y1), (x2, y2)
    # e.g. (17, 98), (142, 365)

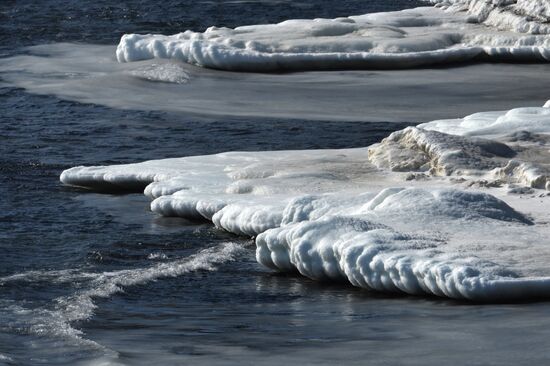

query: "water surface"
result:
(1, 0), (550, 364)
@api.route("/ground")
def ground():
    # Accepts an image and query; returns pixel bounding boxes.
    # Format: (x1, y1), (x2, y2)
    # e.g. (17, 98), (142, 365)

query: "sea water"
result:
(2, 0), (550, 365)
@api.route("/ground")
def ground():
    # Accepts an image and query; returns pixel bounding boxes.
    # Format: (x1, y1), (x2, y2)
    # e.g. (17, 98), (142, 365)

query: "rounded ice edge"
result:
(114, 3), (550, 72)
(60, 166), (155, 192)
(255, 215), (549, 302)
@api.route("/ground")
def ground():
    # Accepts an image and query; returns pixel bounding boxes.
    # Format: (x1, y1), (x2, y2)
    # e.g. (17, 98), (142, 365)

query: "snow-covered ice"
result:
(427, 0), (550, 34)
(61, 103), (550, 301)
(116, 4), (550, 71)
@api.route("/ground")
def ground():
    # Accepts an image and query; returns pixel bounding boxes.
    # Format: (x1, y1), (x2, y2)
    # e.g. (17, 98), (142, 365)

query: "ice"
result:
(116, 6), (550, 71)
(367, 127), (516, 175)
(419, 107), (550, 138)
(427, 0), (550, 34)
(419, 107), (550, 188)
(2, 43), (550, 122)
(129, 62), (190, 84)
(61, 103), (550, 301)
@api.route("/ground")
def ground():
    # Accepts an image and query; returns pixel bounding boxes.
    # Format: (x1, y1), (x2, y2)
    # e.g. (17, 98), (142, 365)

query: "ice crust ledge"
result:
(61, 104), (550, 301)
(116, 4), (550, 71)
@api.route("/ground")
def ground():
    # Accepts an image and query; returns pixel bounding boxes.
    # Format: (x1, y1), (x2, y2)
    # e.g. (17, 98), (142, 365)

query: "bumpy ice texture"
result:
(115, 3), (550, 71)
(427, 0), (550, 33)
(61, 103), (550, 301)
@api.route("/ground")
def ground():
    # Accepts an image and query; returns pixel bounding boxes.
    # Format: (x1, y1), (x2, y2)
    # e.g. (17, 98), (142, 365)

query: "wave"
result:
(0, 243), (244, 354)
(60, 103), (550, 301)
(116, 4), (550, 71)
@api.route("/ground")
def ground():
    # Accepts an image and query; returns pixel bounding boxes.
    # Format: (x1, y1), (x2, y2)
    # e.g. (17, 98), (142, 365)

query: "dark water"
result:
(2, 1), (550, 365)
(0, 0), (424, 55)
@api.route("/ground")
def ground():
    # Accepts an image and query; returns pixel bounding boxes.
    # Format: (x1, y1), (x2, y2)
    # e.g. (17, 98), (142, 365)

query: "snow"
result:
(61, 103), (550, 301)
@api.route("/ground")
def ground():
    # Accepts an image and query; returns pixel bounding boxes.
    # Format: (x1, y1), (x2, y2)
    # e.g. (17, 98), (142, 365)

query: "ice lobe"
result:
(256, 215), (533, 300)
(61, 104), (550, 301)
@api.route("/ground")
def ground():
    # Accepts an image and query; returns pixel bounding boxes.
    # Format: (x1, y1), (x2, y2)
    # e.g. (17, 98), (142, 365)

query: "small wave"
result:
(147, 252), (168, 260)
(0, 268), (97, 285)
(0, 354), (14, 362)
(1, 243), (244, 353)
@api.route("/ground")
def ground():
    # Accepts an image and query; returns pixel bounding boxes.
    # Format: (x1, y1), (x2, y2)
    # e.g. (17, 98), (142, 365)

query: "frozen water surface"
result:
(1, 43), (550, 122)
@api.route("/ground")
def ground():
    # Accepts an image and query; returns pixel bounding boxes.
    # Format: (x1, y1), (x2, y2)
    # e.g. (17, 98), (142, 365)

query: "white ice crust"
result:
(116, 5), (550, 71)
(61, 104), (550, 301)
(428, 0), (550, 33)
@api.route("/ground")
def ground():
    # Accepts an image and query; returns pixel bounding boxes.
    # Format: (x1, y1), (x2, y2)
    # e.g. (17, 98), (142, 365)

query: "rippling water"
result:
(2, 1), (550, 365)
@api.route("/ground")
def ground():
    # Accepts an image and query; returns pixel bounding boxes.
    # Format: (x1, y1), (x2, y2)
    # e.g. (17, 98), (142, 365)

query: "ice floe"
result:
(116, 4), (550, 71)
(61, 103), (550, 301)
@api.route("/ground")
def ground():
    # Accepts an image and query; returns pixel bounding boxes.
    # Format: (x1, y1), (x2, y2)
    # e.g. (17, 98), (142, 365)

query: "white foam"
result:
(0, 354), (13, 362)
(116, 6), (550, 72)
(60, 102), (550, 300)
(1, 243), (243, 348)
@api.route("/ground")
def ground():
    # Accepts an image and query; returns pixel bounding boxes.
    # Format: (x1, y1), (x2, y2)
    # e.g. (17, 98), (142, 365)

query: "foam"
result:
(1, 243), (243, 347)
(60, 103), (550, 301)
(116, 6), (550, 71)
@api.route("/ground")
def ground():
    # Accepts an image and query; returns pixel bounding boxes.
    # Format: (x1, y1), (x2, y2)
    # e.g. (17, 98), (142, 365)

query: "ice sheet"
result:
(1, 43), (550, 122)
